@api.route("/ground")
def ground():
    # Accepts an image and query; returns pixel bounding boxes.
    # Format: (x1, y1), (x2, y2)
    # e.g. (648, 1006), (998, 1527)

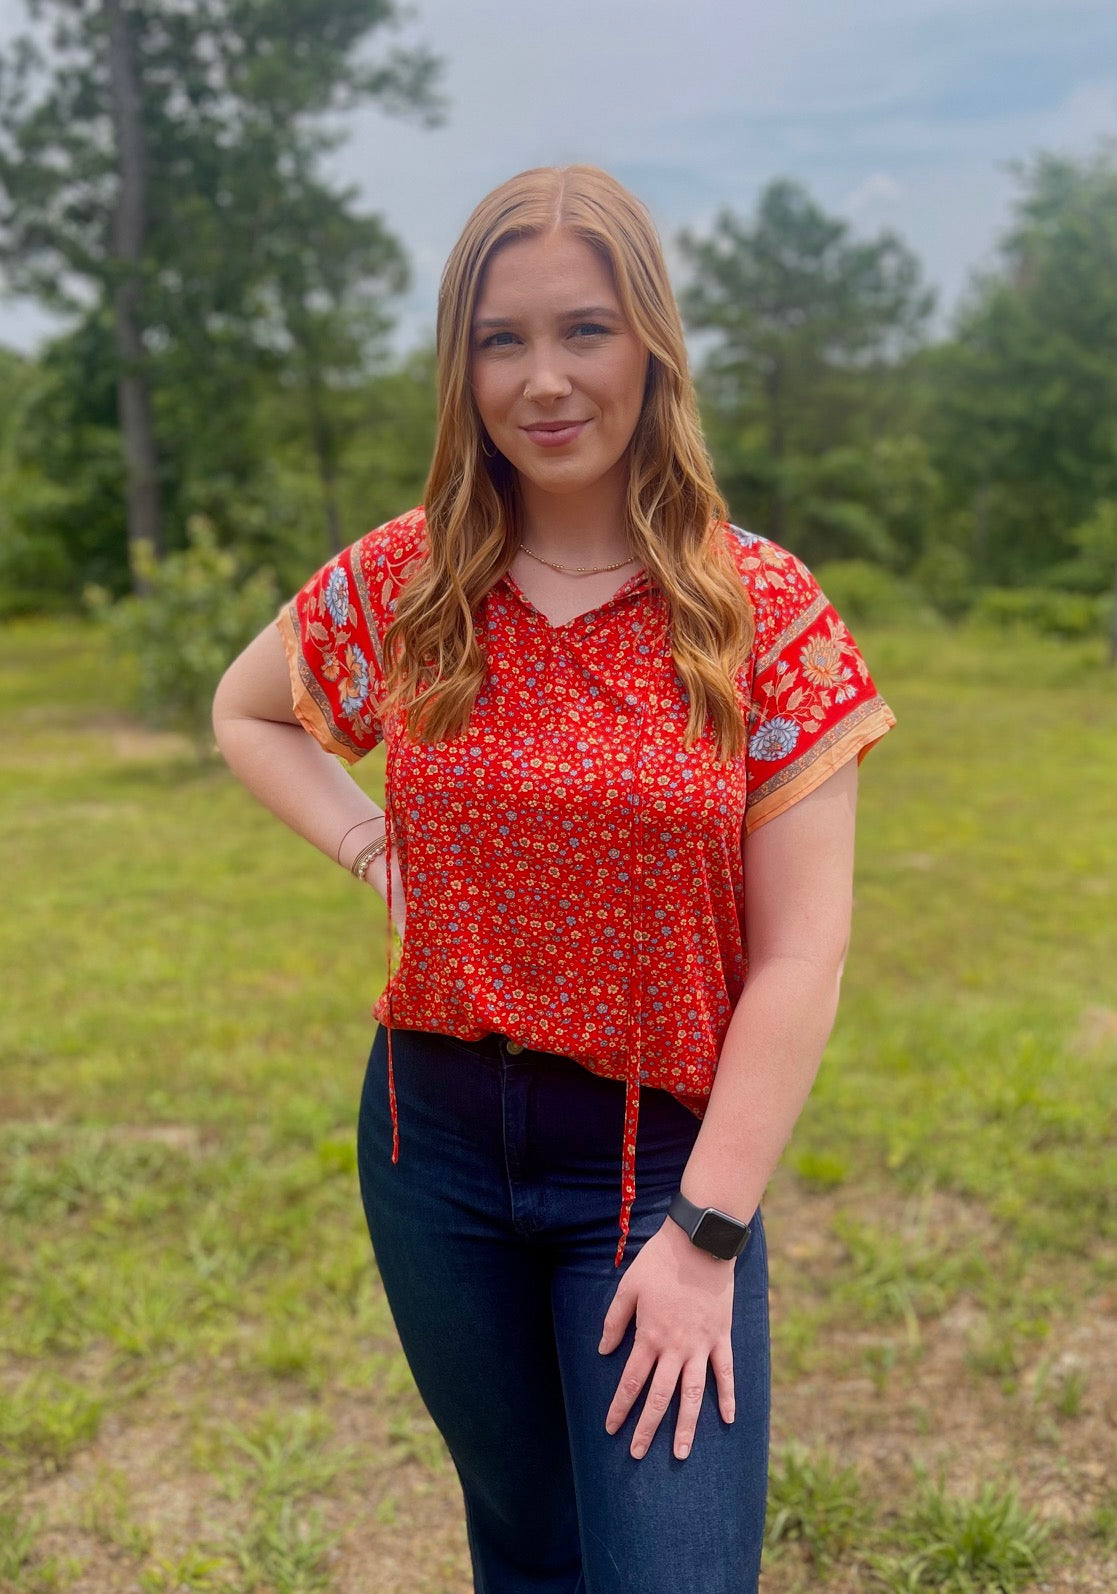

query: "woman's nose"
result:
(523, 350), (573, 403)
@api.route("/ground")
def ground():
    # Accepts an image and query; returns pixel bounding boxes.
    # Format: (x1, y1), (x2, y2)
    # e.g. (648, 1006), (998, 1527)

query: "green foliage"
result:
(911, 537), (977, 619)
(812, 559), (937, 628)
(766, 1442), (871, 1566)
(680, 179), (934, 555)
(0, 1371), (105, 1473)
(931, 144), (1117, 585)
(1049, 499), (1117, 594)
(0, 0), (446, 600)
(971, 586), (1111, 640)
(82, 513), (280, 754)
(876, 1476), (1049, 1592)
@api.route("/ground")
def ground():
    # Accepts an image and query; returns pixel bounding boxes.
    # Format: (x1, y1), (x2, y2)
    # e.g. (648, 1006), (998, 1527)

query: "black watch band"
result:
(667, 1191), (752, 1261)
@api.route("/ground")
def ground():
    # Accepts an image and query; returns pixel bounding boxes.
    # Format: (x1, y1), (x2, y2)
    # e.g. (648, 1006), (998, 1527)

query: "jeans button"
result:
(505, 1041), (524, 1054)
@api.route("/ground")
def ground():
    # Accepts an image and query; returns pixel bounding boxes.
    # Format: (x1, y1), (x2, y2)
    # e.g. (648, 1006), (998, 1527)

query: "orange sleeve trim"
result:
(744, 701), (897, 837)
(274, 604), (363, 766)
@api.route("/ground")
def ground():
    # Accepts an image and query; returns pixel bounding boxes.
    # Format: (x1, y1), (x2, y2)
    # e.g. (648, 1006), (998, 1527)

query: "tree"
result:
(929, 142), (1117, 591)
(678, 179), (934, 551)
(0, 0), (443, 591)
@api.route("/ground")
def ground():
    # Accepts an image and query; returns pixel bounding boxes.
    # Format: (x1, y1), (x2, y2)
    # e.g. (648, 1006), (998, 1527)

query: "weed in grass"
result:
(215, 1406), (361, 1505)
(138, 1548), (227, 1592)
(0, 1494), (42, 1577)
(765, 1441), (872, 1569)
(1030, 1351), (1088, 1421)
(0, 1492), (85, 1591)
(1088, 1489), (1117, 1549)
(873, 1473), (1049, 1592)
(1053, 1365), (1087, 1419)
(75, 1463), (154, 1558)
(385, 1411), (452, 1475)
(864, 1339), (900, 1395)
(790, 1150), (849, 1189)
(770, 1308), (822, 1377)
(963, 1324), (1020, 1390)
(380, 1348), (420, 1404)
(965, 1309), (1053, 1396)
(0, 1371), (105, 1475)
(223, 1495), (335, 1594)
(250, 1323), (319, 1382)
(374, 1491), (399, 1526)
(316, 1136), (357, 1178)
(830, 1211), (985, 1348)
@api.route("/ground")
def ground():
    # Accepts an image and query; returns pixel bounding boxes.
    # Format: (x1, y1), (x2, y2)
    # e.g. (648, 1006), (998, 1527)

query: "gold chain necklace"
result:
(518, 540), (639, 575)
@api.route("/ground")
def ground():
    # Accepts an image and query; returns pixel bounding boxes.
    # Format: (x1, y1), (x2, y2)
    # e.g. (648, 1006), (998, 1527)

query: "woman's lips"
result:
(521, 421), (588, 448)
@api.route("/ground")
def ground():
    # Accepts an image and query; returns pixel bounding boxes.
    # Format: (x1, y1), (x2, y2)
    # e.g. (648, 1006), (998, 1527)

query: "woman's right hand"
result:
(368, 847), (406, 943)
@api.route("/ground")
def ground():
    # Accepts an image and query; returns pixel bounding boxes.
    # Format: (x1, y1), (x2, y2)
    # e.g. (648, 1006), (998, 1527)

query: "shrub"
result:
(911, 542), (977, 619)
(82, 514), (280, 757)
(970, 586), (1111, 640)
(812, 559), (938, 629)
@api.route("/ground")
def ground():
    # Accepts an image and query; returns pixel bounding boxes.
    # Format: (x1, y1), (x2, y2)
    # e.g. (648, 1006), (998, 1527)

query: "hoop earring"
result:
(480, 433), (497, 459)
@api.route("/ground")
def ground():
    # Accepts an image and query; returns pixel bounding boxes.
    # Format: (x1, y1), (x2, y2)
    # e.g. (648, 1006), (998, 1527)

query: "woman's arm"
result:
(678, 755), (859, 1220)
(210, 620), (396, 909)
(597, 758), (859, 1464)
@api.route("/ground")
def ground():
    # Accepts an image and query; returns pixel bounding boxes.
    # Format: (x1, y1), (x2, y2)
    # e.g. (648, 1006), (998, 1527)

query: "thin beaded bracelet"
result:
(351, 834), (388, 883)
(335, 814), (385, 865)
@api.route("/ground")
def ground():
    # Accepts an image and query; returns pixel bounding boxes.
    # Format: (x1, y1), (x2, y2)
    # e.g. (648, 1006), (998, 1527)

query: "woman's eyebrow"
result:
(472, 305), (622, 330)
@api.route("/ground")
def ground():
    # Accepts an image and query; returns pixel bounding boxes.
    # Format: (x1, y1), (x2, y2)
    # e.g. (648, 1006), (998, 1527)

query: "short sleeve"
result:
(274, 539), (385, 764)
(742, 543), (897, 835)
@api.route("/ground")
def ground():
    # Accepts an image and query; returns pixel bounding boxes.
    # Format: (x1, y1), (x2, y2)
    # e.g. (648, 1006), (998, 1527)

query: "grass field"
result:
(1, 614), (1115, 1593)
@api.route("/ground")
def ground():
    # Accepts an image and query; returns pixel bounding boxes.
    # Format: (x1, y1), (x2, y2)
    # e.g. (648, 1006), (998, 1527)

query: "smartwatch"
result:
(667, 1191), (752, 1261)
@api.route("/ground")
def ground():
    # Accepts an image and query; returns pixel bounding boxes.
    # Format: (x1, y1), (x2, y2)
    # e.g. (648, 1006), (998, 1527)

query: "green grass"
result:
(1, 614), (1115, 1592)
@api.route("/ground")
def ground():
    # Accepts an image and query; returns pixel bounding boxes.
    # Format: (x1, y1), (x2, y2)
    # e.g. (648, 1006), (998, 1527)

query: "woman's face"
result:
(469, 229), (650, 505)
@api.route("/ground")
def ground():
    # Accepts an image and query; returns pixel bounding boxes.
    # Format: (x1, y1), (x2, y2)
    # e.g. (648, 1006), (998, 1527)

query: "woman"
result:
(212, 164), (896, 1594)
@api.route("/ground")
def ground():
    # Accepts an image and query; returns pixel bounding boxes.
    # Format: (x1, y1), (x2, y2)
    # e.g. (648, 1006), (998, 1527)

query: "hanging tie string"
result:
(614, 593), (671, 1269)
(383, 718), (401, 1165)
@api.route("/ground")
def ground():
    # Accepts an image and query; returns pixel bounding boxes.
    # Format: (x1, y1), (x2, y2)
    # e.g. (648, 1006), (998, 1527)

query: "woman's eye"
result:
(479, 331), (517, 348)
(572, 323), (609, 338)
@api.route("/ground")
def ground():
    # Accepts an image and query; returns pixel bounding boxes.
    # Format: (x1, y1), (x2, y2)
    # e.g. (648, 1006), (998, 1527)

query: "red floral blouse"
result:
(275, 506), (896, 1266)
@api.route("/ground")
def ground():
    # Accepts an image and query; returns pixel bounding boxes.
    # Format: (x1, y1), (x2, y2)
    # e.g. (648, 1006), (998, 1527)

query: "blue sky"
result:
(1, 0), (1115, 356)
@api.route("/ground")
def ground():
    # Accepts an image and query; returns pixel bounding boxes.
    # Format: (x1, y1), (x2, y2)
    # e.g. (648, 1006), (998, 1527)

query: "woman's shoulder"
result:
(349, 506), (429, 618)
(354, 505), (429, 569)
(718, 521), (826, 637)
(720, 521), (814, 590)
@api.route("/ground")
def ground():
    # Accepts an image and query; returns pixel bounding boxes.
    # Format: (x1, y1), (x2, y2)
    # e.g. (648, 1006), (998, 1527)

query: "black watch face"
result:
(694, 1211), (750, 1260)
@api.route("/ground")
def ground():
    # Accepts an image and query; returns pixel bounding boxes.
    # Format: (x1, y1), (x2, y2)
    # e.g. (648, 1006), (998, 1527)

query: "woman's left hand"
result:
(599, 1216), (736, 1462)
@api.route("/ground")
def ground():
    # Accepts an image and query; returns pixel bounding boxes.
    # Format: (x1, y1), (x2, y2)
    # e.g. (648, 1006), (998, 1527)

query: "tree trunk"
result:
(106, 0), (163, 593)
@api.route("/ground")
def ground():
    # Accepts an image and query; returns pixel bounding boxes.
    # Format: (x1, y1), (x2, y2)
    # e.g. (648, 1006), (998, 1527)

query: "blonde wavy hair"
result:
(378, 163), (755, 762)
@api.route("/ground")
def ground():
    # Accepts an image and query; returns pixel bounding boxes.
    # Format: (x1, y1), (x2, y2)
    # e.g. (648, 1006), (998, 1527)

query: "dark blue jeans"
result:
(356, 1024), (771, 1594)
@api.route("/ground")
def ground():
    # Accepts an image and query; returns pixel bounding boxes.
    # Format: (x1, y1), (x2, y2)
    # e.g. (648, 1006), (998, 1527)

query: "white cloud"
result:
(843, 173), (906, 217)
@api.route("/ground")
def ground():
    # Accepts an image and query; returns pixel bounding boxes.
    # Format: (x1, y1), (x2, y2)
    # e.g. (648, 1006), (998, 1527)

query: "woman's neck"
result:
(517, 466), (635, 568)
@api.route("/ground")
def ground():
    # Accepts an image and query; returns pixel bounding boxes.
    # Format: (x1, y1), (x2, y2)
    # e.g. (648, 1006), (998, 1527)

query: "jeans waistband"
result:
(437, 1029), (575, 1069)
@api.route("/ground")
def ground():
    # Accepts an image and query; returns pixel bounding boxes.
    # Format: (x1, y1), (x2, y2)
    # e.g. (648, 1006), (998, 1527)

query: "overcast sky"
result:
(1, 0), (1115, 357)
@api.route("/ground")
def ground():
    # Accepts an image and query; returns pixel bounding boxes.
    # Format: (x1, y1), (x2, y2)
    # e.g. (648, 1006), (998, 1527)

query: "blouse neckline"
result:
(498, 564), (652, 632)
